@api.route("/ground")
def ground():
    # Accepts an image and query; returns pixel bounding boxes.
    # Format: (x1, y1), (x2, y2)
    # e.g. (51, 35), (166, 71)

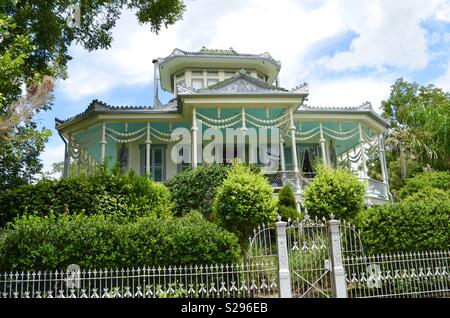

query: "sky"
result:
(35, 0), (450, 175)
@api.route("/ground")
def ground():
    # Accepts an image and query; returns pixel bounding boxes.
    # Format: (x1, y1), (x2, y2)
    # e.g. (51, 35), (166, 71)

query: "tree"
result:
(212, 163), (278, 243)
(0, 1), (185, 189)
(277, 185), (298, 221)
(382, 78), (450, 171)
(303, 165), (365, 221)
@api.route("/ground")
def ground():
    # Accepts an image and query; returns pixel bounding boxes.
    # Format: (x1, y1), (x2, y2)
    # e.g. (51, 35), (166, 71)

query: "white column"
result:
(77, 148), (81, 176)
(66, 134), (72, 177)
(378, 134), (391, 200)
(146, 122), (151, 176)
(327, 219), (348, 298)
(280, 136), (285, 171)
(319, 122), (327, 165)
(289, 107), (299, 173)
(276, 220), (292, 298)
(100, 122), (106, 163)
(358, 122), (367, 179)
(191, 106), (198, 168)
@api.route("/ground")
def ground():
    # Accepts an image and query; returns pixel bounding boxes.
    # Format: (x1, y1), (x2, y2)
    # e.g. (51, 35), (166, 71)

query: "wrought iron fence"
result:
(1, 262), (278, 299)
(344, 250), (450, 298)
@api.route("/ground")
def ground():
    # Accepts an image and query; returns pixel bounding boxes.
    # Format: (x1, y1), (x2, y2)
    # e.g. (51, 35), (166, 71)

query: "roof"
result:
(55, 99), (178, 128)
(297, 102), (389, 127)
(158, 47), (282, 92)
(176, 70), (309, 96)
(159, 47), (281, 68)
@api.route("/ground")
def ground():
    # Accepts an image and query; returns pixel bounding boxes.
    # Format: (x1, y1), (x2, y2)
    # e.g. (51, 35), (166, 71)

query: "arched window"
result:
(117, 144), (129, 170)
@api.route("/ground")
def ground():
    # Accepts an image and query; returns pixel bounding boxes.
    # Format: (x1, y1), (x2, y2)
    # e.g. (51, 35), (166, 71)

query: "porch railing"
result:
(359, 178), (389, 200)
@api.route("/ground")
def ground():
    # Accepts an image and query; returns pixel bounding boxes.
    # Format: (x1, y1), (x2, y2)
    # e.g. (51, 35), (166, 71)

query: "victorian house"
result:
(55, 47), (392, 207)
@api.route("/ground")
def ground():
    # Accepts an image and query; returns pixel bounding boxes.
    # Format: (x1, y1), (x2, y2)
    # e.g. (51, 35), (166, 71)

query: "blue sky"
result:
(36, 0), (450, 174)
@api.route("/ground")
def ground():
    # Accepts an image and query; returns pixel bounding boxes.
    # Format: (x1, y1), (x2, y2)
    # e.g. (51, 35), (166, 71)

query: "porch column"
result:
(358, 122), (367, 179)
(319, 122), (327, 165)
(191, 106), (198, 168)
(77, 148), (81, 176)
(100, 122), (106, 163)
(289, 107), (299, 173)
(279, 136), (285, 171)
(66, 134), (72, 177)
(378, 134), (391, 200)
(146, 122), (151, 176)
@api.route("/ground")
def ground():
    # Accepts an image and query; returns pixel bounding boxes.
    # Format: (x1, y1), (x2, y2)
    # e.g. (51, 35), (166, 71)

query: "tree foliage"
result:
(303, 165), (365, 221)
(212, 163), (278, 242)
(0, 211), (241, 271)
(277, 185), (298, 221)
(382, 78), (450, 171)
(167, 164), (231, 219)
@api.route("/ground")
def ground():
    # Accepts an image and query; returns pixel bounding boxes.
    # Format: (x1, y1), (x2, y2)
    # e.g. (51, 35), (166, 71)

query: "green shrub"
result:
(0, 170), (173, 226)
(397, 170), (450, 200)
(357, 193), (450, 254)
(213, 163), (278, 242)
(167, 164), (230, 219)
(0, 212), (241, 271)
(304, 165), (365, 221)
(277, 185), (298, 221)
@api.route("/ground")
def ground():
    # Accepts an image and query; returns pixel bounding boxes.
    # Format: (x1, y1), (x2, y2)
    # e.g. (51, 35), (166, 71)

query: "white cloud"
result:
(435, 1), (450, 22)
(306, 76), (393, 113)
(58, 0), (449, 106)
(435, 62), (450, 91)
(315, 0), (446, 72)
(39, 144), (65, 178)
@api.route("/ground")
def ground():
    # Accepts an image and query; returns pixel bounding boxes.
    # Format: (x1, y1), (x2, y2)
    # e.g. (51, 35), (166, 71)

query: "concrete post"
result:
(276, 221), (292, 298)
(327, 219), (348, 298)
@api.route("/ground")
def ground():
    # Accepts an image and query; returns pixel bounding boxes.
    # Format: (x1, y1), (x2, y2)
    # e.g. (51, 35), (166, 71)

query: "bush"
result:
(397, 170), (450, 200)
(277, 185), (298, 221)
(304, 165), (365, 221)
(0, 170), (173, 226)
(0, 212), (241, 271)
(357, 193), (450, 254)
(213, 163), (278, 242)
(167, 164), (230, 219)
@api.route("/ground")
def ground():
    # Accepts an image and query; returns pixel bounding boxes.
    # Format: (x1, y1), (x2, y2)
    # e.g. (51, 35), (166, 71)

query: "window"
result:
(192, 78), (204, 89)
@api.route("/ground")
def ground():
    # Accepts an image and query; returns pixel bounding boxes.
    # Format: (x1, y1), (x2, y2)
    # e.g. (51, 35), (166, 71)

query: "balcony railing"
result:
(265, 171), (391, 204)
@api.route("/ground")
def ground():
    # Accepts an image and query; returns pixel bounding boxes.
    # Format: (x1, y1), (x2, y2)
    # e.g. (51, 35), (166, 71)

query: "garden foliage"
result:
(0, 169), (172, 226)
(213, 163), (278, 241)
(0, 211), (241, 271)
(303, 165), (365, 221)
(167, 164), (230, 219)
(277, 185), (298, 221)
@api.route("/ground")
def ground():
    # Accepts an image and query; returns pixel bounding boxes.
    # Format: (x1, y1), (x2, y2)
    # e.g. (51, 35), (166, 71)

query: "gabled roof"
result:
(176, 70), (308, 96)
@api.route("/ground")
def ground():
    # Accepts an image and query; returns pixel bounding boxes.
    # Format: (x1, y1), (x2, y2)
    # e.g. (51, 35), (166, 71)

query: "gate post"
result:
(327, 219), (348, 298)
(275, 220), (292, 298)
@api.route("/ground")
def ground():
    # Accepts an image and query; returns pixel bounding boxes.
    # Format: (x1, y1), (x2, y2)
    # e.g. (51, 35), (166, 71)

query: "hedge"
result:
(167, 164), (230, 218)
(357, 190), (450, 254)
(397, 170), (450, 200)
(304, 165), (365, 221)
(0, 170), (173, 226)
(213, 164), (278, 242)
(0, 212), (241, 271)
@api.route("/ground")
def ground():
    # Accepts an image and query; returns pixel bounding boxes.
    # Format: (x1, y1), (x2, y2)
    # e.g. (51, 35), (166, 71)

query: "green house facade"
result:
(55, 47), (392, 207)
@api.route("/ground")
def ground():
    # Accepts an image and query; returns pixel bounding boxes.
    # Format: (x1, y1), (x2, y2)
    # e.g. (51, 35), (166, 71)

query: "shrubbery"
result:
(213, 164), (278, 242)
(358, 193), (450, 254)
(167, 164), (230, 219)
(303, 165), (365, 221)
(0, 212), (241, 271)
(397, 170), (450, 200)
(0, 170), (173, 226)
(277, 185), (298, 221)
